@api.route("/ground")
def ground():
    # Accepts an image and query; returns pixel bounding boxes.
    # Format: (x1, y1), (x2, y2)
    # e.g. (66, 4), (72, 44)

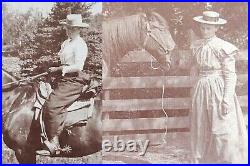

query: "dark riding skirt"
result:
(44, 72), (89, 139)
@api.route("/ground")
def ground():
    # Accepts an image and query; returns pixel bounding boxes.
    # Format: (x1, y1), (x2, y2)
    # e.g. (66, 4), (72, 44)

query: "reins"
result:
(2, 72), (49, 89)
(143, 21), (170, 144)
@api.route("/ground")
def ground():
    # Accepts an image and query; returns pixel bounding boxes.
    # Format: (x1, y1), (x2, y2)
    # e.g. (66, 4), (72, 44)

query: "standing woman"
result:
(41, 14), (89, 156)
(190, 11), (248, 163)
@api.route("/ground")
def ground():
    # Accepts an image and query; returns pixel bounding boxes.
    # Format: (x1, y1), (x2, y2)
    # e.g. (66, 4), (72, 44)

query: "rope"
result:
(161, 83), (168, 144)
(2, 72), (48, 88)
(150, 57), (160, 70)
(149, 62), (169, 144)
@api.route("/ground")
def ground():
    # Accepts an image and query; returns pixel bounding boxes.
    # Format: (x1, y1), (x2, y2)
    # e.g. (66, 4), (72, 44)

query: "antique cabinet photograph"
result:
(2, 2), (248, 164)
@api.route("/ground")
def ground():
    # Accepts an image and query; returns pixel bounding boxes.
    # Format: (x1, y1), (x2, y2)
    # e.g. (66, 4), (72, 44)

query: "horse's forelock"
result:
(148, 12), (169, 29)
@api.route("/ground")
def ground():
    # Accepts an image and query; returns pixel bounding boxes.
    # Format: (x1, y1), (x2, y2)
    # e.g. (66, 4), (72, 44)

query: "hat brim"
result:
(193, 16), (227, 25)
(60, 22), (89, 28)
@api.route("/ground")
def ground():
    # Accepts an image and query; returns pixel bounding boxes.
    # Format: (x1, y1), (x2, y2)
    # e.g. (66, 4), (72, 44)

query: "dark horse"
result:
(2, 69), (102, 163)
(103, 12), (176, 76)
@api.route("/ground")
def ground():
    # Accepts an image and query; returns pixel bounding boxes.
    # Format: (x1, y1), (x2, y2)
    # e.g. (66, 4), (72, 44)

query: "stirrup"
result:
(44, 140), (60, 155)
(37, 140), (61, 156)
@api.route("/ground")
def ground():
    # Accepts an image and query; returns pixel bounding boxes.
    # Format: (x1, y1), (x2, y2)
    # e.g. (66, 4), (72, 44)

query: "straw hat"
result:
(60, 14), (89, 28)
(193, 11), (227, 25)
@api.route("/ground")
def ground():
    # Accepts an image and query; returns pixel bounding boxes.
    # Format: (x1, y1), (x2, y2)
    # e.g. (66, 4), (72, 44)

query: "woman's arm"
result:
(222, 51), (238, 114)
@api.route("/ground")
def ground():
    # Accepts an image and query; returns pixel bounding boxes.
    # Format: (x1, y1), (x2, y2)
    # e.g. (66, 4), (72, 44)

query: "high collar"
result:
(68, 35), (80, 42)
(203, 35), (217, 43)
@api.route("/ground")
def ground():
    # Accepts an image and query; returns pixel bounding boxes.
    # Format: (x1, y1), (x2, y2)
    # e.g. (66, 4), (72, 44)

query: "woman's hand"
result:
(48, 66), (63, 73)
(222, 98), (231, 115)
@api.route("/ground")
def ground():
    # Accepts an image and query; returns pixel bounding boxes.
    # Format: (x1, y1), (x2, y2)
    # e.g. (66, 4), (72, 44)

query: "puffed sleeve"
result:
(221, 44), (238, 104)
(62, 39), (88, 75)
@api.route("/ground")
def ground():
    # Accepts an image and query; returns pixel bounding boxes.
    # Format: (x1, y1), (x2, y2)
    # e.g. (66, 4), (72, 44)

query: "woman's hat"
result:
(60, 14), (89, 28)
(193, 11), (227, 25)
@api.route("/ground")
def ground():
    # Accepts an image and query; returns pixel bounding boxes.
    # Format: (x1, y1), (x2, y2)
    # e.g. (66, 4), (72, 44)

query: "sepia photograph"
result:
(102, 2), (248, 164)
(2, 1), (248, 164)
(2, 2), (102, 164)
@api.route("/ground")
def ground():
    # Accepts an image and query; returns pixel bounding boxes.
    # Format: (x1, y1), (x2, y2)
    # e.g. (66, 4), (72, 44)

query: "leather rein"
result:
(2, 72), (48, 91)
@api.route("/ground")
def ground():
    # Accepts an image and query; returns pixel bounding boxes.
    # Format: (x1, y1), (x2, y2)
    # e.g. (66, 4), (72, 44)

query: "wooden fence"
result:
(102, 49), (248, 145)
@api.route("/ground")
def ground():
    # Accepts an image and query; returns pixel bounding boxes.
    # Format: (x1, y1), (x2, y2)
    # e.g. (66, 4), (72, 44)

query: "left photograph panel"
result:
(2, 2), (102, 164)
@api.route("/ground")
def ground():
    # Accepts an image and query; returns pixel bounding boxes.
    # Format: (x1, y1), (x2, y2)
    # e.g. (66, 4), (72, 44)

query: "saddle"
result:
(33, 78), (100, 142)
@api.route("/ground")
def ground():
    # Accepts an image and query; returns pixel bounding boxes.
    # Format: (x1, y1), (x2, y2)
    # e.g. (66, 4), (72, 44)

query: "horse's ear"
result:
(147, 12), (168, 29)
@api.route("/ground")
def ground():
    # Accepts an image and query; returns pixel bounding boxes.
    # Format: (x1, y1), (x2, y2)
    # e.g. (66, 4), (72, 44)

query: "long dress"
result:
(190, 36), (248, 163)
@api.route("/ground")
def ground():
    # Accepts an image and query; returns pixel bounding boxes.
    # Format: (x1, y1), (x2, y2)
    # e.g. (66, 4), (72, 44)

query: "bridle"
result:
(142, 21), (170, 55)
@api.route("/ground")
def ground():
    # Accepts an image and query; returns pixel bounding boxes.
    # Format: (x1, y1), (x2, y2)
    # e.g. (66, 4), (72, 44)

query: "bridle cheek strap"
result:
(143, 22), (170, 55)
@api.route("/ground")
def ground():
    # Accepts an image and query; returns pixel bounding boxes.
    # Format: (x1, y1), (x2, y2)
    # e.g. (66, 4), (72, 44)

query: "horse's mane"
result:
(103, 13), (145, 62)
(103, 12), (170, 63)
(2, 69), (36, 101)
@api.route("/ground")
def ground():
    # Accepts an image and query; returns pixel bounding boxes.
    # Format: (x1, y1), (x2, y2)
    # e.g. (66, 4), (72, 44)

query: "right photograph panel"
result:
(102, 2), (248, 164)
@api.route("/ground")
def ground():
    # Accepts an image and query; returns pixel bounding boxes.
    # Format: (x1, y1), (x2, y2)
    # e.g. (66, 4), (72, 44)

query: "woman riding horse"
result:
(39, 14), (90, 156)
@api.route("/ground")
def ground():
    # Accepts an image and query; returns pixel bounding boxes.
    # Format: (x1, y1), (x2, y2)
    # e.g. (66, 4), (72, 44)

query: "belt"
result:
(199, 69), (222, 76)
(64, 72), (79, 77)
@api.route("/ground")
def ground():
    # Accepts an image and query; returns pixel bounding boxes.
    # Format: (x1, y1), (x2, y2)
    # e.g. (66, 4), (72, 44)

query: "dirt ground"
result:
(103, 145), (191, 164)
(2, 139), (190, 164)
(103, 133), (191, 164)
(2, 141), (102, 164)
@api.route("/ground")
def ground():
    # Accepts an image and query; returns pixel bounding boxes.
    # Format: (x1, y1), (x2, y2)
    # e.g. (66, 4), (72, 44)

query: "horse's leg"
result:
(15, 148), (36, 164)
(12, 108), (40, 164)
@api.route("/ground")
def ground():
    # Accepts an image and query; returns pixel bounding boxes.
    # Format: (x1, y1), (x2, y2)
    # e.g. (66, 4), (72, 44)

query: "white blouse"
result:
(58, 35), (88, 76)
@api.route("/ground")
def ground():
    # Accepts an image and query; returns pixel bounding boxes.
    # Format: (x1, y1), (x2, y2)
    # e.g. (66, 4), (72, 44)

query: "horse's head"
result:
(142, 12), (176, 71)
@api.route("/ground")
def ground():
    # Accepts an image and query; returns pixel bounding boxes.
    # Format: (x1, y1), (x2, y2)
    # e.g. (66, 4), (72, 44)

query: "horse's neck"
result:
(104, 14), (145, 60)
(2, 85), (36, 115)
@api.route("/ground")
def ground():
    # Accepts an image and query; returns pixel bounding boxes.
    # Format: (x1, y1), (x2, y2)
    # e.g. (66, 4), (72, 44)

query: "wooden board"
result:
(103, 117), (189, 132)
(121, 49), (248, 62)
(103, 132), (190, 146)
(102, 96), (248, 112)
(103, 74), (247, 89)
(103, 98), (191, 111)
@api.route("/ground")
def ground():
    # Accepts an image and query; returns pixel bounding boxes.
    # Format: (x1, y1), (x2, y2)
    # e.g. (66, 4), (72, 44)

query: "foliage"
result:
(2, 3), (43, 50)
(103, 2), (248, 49)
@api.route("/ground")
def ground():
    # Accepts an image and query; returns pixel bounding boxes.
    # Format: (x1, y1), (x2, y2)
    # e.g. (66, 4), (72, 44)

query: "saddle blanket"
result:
(33, 81), (94, 128)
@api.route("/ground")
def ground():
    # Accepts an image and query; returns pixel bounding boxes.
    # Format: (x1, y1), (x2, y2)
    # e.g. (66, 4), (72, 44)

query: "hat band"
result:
(203, 15), (219, 22)
(66, 19), (82, 26)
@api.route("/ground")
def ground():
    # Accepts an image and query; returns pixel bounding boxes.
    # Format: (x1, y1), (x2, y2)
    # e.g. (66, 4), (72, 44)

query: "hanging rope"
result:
(150, 57), (160, 70)
(161, 76), (169, 144)
(150, 61), (169, 144)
